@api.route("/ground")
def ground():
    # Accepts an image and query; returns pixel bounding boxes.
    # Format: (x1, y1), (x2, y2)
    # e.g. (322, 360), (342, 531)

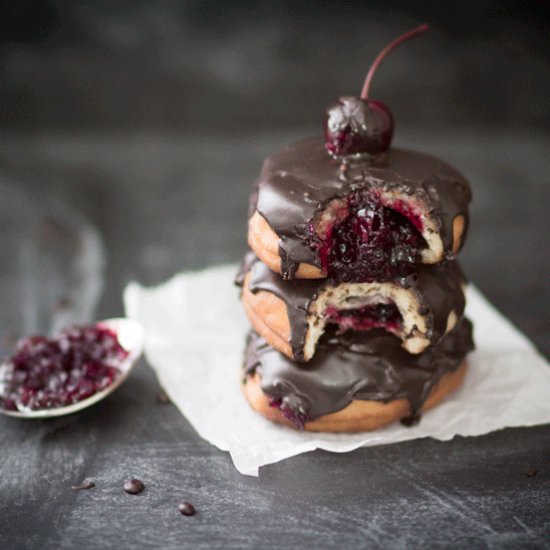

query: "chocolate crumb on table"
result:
(156, 390), (172, 404)
(178, 502), (196, 516)
(71, 481), (96, 491)
(123, 479), (145, 494)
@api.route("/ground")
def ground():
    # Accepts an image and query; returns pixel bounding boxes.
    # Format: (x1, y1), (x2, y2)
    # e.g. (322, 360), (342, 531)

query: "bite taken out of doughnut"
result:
(248, 138), (471, 281)
(238, 253), (466, 362)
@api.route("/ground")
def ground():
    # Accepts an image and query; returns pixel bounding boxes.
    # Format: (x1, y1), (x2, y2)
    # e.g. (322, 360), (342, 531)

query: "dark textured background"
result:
(1, 2), (549, 548)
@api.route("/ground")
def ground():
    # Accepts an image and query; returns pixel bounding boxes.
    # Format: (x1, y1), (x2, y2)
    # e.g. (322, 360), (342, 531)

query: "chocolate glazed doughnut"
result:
(242, 318), (474, 432)
(248, 137), (471, 281)
(237, 253), (466, 361)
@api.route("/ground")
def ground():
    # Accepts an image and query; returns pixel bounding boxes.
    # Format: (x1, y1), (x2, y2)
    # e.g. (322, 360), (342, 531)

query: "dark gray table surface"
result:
(1, 3), (550, 547)
(0, 126), (549, 550)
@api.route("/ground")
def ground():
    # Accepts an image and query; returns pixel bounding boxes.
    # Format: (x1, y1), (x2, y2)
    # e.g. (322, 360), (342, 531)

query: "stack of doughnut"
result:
(237, 138), (474, 432)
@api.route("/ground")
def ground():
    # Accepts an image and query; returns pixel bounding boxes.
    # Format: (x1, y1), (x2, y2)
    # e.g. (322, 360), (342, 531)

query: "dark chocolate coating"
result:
(244, 318), (474, 422)
(237, 254), (466, 362)
(251, 137), (472, 278)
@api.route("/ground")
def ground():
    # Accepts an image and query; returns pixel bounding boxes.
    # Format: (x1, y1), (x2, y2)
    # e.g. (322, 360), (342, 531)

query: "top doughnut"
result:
(248, 137), (472, 281)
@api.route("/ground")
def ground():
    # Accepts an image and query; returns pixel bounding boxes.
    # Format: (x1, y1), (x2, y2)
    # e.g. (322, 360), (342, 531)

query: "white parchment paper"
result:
(124, 264), (550, 476)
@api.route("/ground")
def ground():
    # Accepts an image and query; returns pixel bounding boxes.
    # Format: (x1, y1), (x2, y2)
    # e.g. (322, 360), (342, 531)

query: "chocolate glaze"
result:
(251, 137), (471, 278)
(237, 253), (466, 362)
(244, 318), (474, 423)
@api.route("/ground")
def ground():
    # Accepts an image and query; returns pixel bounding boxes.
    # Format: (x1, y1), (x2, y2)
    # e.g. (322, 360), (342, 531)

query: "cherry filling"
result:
(315, 191), (426, 283)
(0, 324), (128, 412)
(268, 397), (309, 430)
(325, 302), (402, 333)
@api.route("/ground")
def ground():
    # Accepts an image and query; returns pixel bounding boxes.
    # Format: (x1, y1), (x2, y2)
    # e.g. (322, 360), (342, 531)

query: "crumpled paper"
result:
(124, 264), (550, 476)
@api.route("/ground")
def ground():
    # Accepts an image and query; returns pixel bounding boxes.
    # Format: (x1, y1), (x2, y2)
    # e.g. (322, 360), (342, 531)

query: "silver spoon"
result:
(0, 318), (145, 419)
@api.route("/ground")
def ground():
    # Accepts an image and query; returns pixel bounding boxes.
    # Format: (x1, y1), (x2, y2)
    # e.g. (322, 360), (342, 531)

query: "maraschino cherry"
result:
(325, 24), (430, 157)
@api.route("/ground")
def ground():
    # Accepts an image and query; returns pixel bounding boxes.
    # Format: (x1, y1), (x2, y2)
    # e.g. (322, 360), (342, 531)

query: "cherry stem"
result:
(360, 23), (430, 100)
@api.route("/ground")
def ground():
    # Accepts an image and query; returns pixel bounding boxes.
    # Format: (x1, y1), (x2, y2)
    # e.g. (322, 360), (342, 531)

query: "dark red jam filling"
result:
(0, 324), (128, 412)
(268, 396), (309, 430)
(325, 302), (402, 333)
(315, 190), (426, 283)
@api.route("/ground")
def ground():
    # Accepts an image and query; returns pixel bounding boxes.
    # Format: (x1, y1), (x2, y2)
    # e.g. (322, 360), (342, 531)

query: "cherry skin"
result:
(325, 97), (394, 157)
(324, 24), (429, 158)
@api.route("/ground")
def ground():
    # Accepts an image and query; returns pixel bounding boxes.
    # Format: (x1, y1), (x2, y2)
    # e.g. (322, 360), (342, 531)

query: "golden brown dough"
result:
(452, 215), (465, 254)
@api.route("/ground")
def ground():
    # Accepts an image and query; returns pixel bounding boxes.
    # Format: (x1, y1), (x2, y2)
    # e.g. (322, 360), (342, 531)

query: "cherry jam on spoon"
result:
(0, 318), (144, 419)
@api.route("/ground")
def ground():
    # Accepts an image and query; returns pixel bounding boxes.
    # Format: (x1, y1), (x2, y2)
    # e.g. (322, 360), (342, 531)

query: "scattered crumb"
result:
(178, 502), (196, 516)
(71, 481), (96, 491)
(156, 390), (172, 405)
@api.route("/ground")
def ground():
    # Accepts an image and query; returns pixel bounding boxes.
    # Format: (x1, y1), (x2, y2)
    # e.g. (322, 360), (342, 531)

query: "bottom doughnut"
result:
(242, 362), (467, 432)
(242, 318), (474, 432)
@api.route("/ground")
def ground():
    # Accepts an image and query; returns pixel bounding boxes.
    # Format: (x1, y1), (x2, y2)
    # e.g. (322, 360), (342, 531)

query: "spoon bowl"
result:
(0, 318), (144, 419)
